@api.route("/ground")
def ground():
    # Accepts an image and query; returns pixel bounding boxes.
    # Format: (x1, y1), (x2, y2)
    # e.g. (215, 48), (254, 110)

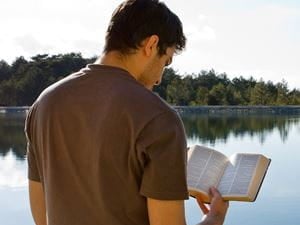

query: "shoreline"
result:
(174, 105), (300, 115)
(1, 105), (300, 115)
(0, 106), (30, 114)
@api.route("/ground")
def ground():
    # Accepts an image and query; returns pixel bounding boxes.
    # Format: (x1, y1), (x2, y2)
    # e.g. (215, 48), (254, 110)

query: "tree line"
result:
(0, 53), (299, 106)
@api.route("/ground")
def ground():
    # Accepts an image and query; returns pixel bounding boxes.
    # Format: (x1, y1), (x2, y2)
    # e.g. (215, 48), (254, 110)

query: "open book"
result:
(187, 145), (271, 203)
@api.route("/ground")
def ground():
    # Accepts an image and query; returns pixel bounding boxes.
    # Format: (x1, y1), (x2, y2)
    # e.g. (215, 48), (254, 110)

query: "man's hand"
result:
(196, 187), (229, 225)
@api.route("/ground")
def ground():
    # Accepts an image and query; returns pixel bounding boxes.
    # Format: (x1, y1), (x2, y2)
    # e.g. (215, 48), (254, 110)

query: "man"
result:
(25, 0), (228, 225)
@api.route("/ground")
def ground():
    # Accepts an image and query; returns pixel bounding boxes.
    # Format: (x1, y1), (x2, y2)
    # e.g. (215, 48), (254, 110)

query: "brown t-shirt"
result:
(25, 64), (189, 225)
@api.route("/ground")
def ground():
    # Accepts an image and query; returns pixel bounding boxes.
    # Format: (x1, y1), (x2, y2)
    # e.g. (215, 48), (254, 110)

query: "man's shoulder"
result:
(118, 82), (177, 118)
(31, 69), (83, 112)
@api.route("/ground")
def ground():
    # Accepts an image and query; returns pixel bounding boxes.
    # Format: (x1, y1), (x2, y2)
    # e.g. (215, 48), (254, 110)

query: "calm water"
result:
(1, 113), (300, 225)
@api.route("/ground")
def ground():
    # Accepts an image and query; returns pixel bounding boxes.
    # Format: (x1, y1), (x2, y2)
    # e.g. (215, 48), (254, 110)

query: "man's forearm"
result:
(29, 180), (47, 225)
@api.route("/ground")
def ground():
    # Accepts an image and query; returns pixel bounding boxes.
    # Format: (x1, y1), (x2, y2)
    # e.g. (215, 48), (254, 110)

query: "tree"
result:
(288, 89), (300, 105)
(166, 78), (190, 105)
(195, 69), (219, 89)
(0, 53), (298, 106)
(226, 84), (238, 105)
(11, 56), (28, 77)
(276, 80), (289, 105)
(208, 83), (227, 105)
(0, 79), (17, 106)
(0, 60), (11, 82)
(153, 68), (180, 99)
(250, 80), (269, 105)
(194, 87), (209, 105)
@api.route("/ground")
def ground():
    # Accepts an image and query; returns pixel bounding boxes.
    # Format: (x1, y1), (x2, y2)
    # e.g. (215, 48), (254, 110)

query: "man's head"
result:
(104, 0), (185, 56)
(102, 0), (186, 89)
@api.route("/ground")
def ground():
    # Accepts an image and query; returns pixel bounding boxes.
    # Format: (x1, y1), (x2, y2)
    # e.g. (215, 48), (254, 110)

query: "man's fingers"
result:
(209, 186), (221, 197)
(196, 196), (209, 215)
(209, 187), (229, 208)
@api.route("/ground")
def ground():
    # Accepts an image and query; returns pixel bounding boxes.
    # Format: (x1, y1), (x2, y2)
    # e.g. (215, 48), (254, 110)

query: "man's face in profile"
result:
(139, 46), (175, 90)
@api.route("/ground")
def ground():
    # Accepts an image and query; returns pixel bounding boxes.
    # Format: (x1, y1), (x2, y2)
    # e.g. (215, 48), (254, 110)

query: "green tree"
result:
(0, 79), (17, 106)
(195, 69), (219, 89)
(250, 80), (269, 105)
(276, 80), (289, 105)
(153, 68), (180, 99)
(0, 60), (11, 82)
(166, 78), (190, 105)
(288, 89), (300, 104)
(194, 86), (209, 105)
(208, 83), (227, 105)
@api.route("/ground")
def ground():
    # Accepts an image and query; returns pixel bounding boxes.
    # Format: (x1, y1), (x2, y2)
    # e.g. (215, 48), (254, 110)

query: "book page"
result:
(187, 145), (229, 194)
(217, 154), (260, 196)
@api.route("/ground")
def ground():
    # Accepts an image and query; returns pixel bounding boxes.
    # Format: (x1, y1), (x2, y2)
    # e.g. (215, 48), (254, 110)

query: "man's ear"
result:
(143, 35), (159, 57)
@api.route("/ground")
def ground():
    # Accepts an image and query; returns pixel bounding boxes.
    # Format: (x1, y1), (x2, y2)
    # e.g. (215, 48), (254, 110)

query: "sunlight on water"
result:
(0, 150), (27, 189)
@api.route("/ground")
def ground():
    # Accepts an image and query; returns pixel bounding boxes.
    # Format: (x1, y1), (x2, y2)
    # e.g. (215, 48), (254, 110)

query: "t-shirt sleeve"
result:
(137, 110), (189, 200)
(24, 105), (41, 182)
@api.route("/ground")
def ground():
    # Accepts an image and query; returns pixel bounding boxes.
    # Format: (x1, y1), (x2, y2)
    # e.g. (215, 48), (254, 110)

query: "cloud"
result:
(186, 25), (216, 42)
(0, 151), (27, 189)
(197, 14), (208, 22)
(14, 35), (52, 55)
(72, 39), (103, 57)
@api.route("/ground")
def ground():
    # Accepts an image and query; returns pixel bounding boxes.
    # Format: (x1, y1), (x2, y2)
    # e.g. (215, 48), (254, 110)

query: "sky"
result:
(1, 0), (299, 89)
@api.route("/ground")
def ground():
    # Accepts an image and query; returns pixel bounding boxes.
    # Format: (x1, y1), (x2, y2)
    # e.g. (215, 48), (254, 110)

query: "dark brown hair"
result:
(103, 0), (186, 56)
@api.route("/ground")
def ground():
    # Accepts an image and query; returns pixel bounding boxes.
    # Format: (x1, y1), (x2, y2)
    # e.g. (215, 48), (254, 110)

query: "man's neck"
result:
(95, 51), (141, 81)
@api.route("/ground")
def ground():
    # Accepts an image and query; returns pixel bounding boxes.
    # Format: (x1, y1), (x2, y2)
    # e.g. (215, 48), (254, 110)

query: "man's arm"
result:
(147, 198), (187, 225)
(29, 180), (47, 225)
(147, 187), (228, 225)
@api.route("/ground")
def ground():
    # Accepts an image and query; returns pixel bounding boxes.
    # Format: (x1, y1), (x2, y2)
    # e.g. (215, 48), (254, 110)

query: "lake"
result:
(1, 112), (300, 225)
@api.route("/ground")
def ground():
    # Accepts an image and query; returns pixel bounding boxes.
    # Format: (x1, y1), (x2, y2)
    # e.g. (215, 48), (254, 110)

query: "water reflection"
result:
(1, 113), (300, 160)
(0, 150), (27, 188)
(0, 114), (27, 160)
(182, 114), (300, 144)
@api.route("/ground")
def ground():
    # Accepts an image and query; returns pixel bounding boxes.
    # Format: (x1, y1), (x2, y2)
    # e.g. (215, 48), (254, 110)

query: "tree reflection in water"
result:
(0, 113), (299, 160)
(0, 114), (27, 160)
(181, 114), (299, 144)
